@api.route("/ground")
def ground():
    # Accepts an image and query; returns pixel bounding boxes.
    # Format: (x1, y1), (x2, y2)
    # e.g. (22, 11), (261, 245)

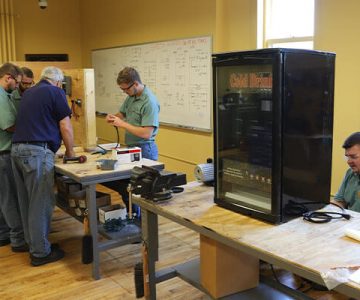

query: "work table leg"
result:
(141, 209), (158, 300)
(85, 184), (100, 280)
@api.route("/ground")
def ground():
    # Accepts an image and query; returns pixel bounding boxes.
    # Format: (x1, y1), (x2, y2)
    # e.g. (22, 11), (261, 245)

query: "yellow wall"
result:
(11, 0), (358, 192)
(79, 0), (216, 67)
(215, 0), (257, 52)
(78, 0), (218, 180)
(315, 0), (360, 194)
(13, 0), (82, 67)
(79, 0), (256, 181)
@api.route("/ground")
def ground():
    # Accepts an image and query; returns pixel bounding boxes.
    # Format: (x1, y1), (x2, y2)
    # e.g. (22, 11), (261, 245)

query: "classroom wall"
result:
(215, 0), (257, 53)
(78, 0), (218, 180)
(79, 0), (256, 181)
(315, 0), (360, 194)
(10, 0), (358, 193)
(13, 0), (82, 67)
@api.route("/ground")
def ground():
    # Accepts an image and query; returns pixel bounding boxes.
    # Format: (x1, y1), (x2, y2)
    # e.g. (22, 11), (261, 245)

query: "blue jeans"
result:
(11, 144), (55, 257)
(0, 153), (25, 246)
(137, 142), (158, 161)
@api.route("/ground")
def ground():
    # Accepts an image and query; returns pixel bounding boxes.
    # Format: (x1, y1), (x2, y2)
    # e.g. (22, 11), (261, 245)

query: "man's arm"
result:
(107, 115), (154, 139)
(5, 125), (15, 132)
(330, 199), (347, 209)
(59, 116), (75, 157)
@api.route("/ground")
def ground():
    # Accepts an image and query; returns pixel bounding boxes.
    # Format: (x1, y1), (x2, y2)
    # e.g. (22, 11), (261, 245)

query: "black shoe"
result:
(12, 244), (29, 253)
(0, 238), (10, 247)
(30, 248), (65, 266)
(51, 243), (60, 250)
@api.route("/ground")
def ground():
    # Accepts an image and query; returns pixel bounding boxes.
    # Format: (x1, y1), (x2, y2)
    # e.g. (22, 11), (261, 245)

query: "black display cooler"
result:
(213, 48), (335, 223)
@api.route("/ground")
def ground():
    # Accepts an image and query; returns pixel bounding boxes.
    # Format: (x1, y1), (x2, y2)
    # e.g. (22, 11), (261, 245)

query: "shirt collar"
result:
(134, 85), (147, 101)
(0, 86), (12, 98)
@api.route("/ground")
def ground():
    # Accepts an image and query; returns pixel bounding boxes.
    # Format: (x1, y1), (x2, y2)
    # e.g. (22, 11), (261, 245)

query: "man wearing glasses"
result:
(0, 62), (27, 252)
(332, 132), (360, 212)
(105, 67), (160, 217)
(106, 67), (160, 160)
(11, 67), (35, 111)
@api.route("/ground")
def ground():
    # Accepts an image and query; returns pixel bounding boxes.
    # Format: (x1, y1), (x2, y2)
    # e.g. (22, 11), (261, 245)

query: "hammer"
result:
(63, 155), (87, 164)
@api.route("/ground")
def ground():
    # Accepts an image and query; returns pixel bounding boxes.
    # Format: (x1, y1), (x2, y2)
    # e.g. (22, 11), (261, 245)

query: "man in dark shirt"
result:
(11, 66), (75, 266)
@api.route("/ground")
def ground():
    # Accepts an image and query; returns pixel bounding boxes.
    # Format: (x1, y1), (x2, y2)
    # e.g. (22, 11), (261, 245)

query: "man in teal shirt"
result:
(106, 67), (160, 160)
(105, 67), (160, 217)
(0, 62), (27, 251)
(332, 132), (360, 212)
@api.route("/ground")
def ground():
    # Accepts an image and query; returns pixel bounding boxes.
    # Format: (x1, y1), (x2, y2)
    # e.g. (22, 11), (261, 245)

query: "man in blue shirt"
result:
(11, 66), (75, 266)
(332, 132), (360, 212)
(104, 67), (160, 217)
(0, 62), (27, 252)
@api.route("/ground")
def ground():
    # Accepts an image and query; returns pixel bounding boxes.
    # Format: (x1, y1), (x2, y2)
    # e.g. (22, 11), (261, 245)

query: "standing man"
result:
(11, 67), (35, 111)
(332, 132), (360, 212)
(104, 67), (160, 217)
(11, 66), (75, 266)
(106, 67), (160, 160)
(0, 62), (27, 252)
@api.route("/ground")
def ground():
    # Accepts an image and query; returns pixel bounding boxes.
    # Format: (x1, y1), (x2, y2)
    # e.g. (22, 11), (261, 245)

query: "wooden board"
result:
(62, 69), (96, 149)
(55, 152), (164, 185)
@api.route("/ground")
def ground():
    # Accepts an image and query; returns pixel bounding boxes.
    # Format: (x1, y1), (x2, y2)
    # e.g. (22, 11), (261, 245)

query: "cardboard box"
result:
(66, 190), (111, 210)
(56, 176), (82, 194)
(200, 234), (259, 298)
(99, 204), (127, 223)
(113, 147), (142, 164)
(73, 191), (111, 209)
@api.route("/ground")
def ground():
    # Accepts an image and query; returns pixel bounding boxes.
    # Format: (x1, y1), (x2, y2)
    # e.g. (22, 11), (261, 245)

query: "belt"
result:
(0, 150), (10, 155)
(14, 141), (48, 148)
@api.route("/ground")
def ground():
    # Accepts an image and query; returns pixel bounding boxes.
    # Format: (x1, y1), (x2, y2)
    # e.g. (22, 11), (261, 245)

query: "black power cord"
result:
(303, 210), (351, 223)
(284, 199), (351, 223)
(114, 126), (120, 148)
(302, 201), (351, 223)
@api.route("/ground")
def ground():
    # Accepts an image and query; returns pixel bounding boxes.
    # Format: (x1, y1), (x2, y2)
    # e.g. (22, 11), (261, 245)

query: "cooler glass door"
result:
(215, 62), (273, 214)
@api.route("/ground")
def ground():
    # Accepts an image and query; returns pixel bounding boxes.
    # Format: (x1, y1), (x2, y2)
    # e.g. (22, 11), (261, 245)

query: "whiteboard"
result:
(92, 36), (212, 131)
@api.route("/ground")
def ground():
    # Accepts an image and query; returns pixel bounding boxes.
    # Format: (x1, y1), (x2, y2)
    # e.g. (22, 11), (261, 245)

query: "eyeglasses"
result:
(120, 82), (135, 92)
(344, 155), (360, 162)
(7, 74), (21, 84)
(21, 80), (34, 87)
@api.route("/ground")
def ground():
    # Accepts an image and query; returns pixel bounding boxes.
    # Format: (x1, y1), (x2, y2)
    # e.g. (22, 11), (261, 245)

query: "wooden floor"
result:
(0, 185), (352, 300)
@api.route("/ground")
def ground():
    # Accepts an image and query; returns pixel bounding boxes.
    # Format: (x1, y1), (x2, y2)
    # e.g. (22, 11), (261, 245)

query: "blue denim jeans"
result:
(137, 142), (158, 161)
(0, 153), (25, 246)
(11, 143), (55, 257)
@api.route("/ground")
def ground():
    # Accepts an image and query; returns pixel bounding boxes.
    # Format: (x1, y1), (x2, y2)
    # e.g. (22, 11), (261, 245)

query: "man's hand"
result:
(106, 114), (126, 128)
(65, 149), (76, 158)
(105, 114), (116, 124)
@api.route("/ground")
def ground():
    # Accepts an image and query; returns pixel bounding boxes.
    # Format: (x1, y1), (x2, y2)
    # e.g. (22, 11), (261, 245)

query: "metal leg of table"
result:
(85, 184), (100, 280)
(141, 208), (159, 300)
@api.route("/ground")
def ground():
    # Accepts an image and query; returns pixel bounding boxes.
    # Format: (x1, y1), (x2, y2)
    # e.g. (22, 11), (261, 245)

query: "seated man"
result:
(332, 132), (360, 212)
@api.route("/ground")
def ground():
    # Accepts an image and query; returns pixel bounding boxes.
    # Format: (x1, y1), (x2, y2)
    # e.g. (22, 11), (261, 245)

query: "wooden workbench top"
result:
(134, 181), (360, 293)
(55, 152), (164, 184)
